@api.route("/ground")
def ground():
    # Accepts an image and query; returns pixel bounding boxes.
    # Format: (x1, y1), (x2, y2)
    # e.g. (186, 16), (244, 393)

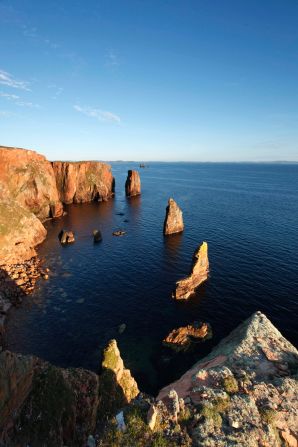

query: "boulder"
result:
(173, 241), (209, 299)
(93, 229), (102, 242)
(52, 161), (115, 204)
(163, 198), (184, 235)
(125, 170), (141, 197)
(59, 230), (75, 244)
(163, 322), (212, 351)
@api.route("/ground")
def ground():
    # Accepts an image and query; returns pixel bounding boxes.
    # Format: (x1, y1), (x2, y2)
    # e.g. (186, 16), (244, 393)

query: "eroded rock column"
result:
(163, 198), (184, 235)
(125, 170), (141, 197)
(173, 241), (209, 299)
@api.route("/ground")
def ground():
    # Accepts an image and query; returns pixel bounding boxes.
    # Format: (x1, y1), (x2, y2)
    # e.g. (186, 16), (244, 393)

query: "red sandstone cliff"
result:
(0, 147), (115, 265)
(0, 147), (63, 220)
(52, 161), (115, 204)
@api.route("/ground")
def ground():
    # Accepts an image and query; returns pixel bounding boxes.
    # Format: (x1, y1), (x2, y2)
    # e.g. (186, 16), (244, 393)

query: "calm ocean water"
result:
(6, 163), (298, 393)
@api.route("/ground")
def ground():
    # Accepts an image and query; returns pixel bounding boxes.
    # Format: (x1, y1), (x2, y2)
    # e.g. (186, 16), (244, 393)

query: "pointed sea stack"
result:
(163, 198), (184, 235)
(98, 339), (139, 417)
(173, 241), (209, 299)
(125, 170), (141, 197)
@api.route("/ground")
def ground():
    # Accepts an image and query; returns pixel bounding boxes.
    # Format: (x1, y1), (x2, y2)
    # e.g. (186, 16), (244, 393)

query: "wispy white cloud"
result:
(105, 49), (120, 67)
(0, 92), (20, 100)
(16, 101), (40, 108)
(0, 90), (39, 108)
(74, 105), (121, 124)
(0, 69), (31, 91)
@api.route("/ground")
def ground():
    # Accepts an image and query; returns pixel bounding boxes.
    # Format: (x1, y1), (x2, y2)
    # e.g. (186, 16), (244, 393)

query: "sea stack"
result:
(125, 170), (141, 197)
(163, 198), (184, 235)
(173, 241), (209, 299)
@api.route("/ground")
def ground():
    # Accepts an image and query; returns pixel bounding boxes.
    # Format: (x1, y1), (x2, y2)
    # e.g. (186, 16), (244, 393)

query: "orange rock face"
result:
(125, 170), (141, 197)
(0, 146), (63, 220)
(163, 322), (211, 351)
(52, 161), (115, 204)
(173, 241), (209, 299)
(163, 198), (184, 235)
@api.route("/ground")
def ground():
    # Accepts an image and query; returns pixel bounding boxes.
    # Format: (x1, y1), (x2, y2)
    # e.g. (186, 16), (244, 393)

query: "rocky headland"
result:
(52, 161), (115, 204)
(163, 198), (184, 235)
(0, 146), (115, 346)
(173, 241), (209, 300)
(125, 170), (141, 197)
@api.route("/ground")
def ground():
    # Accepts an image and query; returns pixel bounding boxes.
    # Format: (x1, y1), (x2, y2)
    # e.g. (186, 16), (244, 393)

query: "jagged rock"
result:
(155, 312), (298, 447)
(125, 170), (141, 197)
(0, 350), (99, 447)
(52, 161), (115, 204)
(59, 230), (75, 244)
(173, 241), (209, 299)
(163, 322), (212, 352)
(93, 229), (102, 242)
(147, 404), (158, 430)
(0, 146), (63, 220)
(98, 339), (139, 417)
(163, 198), (184, 235)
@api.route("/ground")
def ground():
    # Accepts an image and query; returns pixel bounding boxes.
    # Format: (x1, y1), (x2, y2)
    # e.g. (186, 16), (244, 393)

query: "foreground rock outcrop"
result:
(153, 312), (298, 446)
(0, 350), (99, 447)
(163, 198), (184, 235)
(0, 340), (139, 446)
(173, 241), (209, 299)
(125, 170), (141, 197)
(52, 161), (115, 204)
(0, 146), (63, 220)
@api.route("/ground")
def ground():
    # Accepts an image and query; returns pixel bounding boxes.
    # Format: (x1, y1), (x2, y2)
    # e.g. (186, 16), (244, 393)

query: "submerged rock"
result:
(59, 230), (75, 244)
(125, 170), (141, 197)
(163, 322), (212, 352)
(118, 323), (126, 334)
(93, 229), (102, 242)
(163, 198), (184, 235)
(173, 241), (209, 299)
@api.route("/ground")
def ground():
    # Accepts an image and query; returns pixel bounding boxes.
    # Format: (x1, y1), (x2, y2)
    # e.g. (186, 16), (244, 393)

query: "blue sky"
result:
(0, 0), (297, 161)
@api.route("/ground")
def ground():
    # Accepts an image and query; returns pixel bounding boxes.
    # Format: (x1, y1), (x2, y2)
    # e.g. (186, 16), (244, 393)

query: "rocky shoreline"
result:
(0, 257), (50, 346)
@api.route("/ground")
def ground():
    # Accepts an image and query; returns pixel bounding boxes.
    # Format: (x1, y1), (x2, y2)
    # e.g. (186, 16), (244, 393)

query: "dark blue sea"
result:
(6, 163), (298, 393)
